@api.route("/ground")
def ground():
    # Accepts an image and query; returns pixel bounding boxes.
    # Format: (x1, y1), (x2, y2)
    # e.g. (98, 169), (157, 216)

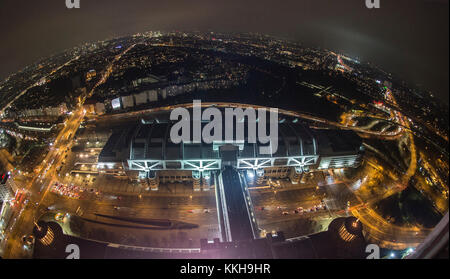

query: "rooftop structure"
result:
(98, 109), (363, 175)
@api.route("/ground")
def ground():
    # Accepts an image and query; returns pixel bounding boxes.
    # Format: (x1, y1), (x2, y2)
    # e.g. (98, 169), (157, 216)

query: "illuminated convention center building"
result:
(97, 108), (364, 192)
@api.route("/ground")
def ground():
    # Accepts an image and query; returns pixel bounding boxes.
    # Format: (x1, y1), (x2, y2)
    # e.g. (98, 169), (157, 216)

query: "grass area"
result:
(374, 185), (442, 228)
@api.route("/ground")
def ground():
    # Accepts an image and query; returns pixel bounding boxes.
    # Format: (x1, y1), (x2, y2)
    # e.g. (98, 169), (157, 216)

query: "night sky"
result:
(0, 0), (448, 103)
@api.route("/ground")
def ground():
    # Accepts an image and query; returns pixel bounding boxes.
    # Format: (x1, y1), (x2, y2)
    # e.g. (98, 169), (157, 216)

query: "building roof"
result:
(98, 109), (363, 171)
(313, 129), (362, 156)
(127, 119), (318, 161)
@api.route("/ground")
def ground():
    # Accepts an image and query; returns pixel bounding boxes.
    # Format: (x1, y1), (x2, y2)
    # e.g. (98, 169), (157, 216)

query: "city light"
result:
(0, 24), (447, 262)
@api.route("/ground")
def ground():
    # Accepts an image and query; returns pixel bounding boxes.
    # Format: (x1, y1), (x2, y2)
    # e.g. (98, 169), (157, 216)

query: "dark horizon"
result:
(0, 0), (448, 104)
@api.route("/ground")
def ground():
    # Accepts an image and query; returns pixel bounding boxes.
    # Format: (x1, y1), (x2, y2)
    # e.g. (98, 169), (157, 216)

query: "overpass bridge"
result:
(215, 166), (259, 242)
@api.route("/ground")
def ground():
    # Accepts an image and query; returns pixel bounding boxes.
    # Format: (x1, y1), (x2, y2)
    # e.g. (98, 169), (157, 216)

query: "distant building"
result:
(0, 174), (14, 202)
(148, 90), (158, 102)
(20, 103), (67, 118)
(315, 130), (363, 169)
(131, 75), (161, 87)
(134, 92), (148, 105)
(0, 186), (13, 201)
(111, 98), (121, 110)
(95, 103), (106, 115)
(121, 95), (134, 109)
